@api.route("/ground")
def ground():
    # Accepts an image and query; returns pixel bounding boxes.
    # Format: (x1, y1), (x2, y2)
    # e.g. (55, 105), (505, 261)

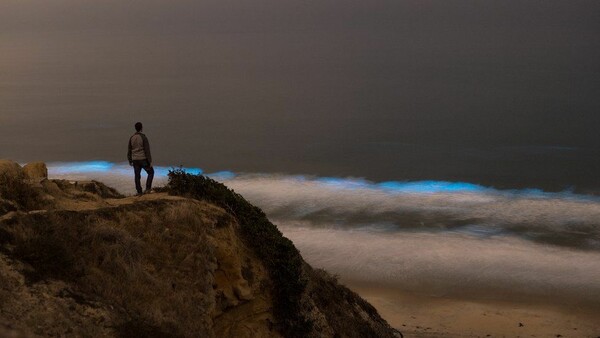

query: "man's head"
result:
(135, 122), (143, 132)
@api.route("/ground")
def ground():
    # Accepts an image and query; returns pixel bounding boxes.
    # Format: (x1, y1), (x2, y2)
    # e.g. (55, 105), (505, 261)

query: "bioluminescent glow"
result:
(48, 161), (116, 174)
(315, 177), (488, 193)
(47, 162), (204, 194)
(377, 180), (489, 194)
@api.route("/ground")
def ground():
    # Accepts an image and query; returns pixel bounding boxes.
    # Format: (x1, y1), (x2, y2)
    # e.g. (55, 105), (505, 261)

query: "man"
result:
(127, 122), (154, 196)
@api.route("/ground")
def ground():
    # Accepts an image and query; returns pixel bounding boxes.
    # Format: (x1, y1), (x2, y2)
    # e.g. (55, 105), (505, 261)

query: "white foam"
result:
(280, 223), (600, 306)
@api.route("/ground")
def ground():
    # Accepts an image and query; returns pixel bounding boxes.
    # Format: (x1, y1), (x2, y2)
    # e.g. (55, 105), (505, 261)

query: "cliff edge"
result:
(0, 160), (400, 338)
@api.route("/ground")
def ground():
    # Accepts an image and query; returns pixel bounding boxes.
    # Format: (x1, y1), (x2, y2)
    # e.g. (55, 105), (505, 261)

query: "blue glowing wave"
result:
(307, 175), (595, 200)
(45, 160), (599, 201)
(48, 161), (205, 177)
(315, 177), (488, 193)
(49, 161), (116, 174)
(378, 180), (488, 194)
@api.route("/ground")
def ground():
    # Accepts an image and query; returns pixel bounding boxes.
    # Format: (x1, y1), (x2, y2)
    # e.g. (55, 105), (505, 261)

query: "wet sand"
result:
(347, 282), (600, 337)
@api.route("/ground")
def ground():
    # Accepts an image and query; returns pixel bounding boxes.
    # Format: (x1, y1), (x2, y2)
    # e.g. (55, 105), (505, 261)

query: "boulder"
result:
(23, 162), (48, 181)
(0, 160), (23, 180)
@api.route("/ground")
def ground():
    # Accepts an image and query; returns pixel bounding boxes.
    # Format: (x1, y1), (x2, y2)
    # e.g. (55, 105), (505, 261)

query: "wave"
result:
(222, 174), (600, 251)
(47, 161), (600, 250)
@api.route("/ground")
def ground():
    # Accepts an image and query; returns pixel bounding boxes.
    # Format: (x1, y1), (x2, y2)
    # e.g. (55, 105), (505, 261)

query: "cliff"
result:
(0, 160), (400, 338)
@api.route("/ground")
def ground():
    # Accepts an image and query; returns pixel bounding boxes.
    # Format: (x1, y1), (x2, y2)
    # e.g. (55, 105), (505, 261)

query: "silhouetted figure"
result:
(127, 122), (154, 195)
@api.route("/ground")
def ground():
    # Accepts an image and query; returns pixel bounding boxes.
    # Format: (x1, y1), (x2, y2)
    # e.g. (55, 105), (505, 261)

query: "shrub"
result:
(166, 169), (312, 337)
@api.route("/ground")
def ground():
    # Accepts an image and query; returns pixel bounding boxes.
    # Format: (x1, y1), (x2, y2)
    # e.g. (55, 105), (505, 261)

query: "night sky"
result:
(1, 0), (599, 191)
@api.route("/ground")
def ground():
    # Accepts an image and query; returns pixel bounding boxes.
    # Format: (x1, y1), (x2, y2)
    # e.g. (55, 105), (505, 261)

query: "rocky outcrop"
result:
(0, 160), (400, 338)
(0, 160), (23, 181)
(23, 162), (48, 181)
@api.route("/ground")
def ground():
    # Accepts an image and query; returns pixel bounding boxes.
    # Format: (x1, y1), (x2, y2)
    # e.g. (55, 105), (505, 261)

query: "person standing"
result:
(127, 122), (154, 196)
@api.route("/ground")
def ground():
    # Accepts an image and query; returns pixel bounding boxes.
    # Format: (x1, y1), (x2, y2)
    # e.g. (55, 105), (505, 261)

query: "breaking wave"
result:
(46, 161), (600, 250)
(221, 174), (600, 251)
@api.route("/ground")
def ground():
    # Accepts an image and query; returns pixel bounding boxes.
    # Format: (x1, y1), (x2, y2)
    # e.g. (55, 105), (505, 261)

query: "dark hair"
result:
(135, 122), (143, 132)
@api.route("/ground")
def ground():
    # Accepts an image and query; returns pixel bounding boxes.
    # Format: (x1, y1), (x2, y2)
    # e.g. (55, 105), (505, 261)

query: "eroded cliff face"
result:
(0, 160), (399, 338)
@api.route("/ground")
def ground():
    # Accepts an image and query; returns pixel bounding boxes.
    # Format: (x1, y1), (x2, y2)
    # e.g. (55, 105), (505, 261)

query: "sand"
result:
(347, 282), (600, 337)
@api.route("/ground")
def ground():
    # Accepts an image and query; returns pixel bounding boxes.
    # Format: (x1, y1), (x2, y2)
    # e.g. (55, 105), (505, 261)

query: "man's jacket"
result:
(127, 132), (152, 163)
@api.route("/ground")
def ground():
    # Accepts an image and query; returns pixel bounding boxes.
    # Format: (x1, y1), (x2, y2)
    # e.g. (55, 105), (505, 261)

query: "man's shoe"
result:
(136, 192), (143, 197)
(144, 189), (154, 194)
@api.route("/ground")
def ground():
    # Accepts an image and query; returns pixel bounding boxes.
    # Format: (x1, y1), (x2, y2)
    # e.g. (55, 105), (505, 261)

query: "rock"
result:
(41, 180), (63, 196)
(0, 175), (399, 338)
(78, 181), (123, 199)
(23, 162), (48, 181)
(0, 160), (24, 180)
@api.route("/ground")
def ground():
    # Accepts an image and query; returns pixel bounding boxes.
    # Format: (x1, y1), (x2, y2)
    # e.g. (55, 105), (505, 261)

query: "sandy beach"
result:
(349, 283), (600, 337)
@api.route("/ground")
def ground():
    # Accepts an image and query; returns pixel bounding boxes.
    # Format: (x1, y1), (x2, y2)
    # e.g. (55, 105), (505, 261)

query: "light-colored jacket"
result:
(127, 132), (152, 163)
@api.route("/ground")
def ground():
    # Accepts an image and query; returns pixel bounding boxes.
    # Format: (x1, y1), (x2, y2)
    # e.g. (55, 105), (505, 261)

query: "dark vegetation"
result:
(166, 168), (312, 337)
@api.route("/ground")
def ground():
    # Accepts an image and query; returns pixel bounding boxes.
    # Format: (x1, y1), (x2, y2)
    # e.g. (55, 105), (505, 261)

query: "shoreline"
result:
(346, 281), (600, 337)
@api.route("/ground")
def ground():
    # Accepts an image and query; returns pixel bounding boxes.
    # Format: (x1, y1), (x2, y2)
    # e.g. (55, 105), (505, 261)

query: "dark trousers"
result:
(133, 159), (154, 194)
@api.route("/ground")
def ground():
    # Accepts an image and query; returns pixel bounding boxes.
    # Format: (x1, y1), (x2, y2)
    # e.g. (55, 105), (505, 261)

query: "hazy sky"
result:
(1, 0), (599, 190)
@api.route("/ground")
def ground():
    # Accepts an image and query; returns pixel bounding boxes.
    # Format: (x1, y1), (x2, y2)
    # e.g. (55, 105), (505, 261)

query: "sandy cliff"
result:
(0, 160), (400, 338)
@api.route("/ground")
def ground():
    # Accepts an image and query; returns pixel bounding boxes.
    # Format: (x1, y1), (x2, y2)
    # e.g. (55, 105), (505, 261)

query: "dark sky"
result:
(1, 0), (599, 190)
